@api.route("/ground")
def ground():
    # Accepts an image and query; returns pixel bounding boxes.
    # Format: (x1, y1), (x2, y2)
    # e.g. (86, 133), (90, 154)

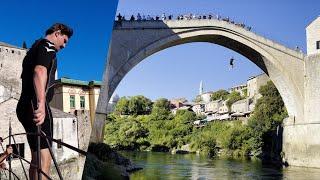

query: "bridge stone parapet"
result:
(115, 20), (305, 59)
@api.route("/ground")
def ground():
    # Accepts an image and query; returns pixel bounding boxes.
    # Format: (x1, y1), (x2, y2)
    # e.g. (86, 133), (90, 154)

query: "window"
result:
(80, 96), (85, 109)
(317, 41), (320, 49)
(7, 143), (24, 159)
(70, 95), (75, 108)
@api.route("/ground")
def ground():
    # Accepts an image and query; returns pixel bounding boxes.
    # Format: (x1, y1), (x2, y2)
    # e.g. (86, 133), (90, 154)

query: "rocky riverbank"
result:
(82, 143), (142, 179)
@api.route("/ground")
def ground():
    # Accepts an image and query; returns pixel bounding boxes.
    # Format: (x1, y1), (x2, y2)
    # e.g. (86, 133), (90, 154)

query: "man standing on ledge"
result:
(16, 23), (73, 179)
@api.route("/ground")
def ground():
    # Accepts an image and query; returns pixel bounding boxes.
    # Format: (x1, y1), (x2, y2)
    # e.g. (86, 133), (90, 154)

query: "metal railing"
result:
(0, 118), (87, 180)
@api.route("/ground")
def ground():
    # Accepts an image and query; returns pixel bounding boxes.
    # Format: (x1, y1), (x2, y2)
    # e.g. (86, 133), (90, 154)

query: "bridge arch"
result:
(125, 31), (297, 115)
(93, 20), (305, 142)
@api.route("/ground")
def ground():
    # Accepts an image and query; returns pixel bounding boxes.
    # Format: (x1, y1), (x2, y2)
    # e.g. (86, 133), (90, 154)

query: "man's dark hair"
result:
(45, 23), (73, 38)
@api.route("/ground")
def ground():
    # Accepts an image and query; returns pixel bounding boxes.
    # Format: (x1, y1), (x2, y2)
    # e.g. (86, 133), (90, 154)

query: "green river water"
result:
(120, 151), (320, 180)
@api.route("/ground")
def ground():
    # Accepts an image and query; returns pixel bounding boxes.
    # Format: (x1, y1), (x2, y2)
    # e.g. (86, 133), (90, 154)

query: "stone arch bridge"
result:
(91, 19), (320, 168)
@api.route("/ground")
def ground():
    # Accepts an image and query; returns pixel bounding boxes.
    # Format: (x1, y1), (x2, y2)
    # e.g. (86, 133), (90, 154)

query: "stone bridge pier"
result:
(91, 17), (320, 168)
(283, 52), (320, 167)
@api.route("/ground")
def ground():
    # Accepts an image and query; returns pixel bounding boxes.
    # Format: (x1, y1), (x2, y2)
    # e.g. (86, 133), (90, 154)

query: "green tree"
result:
(174, 110), (196, 124)
(211, 89), (229, 101)
(128, 95), (152, 115)
(247, 81), (288, 157)
(248, 81), (287, 132)
(114, 97), (129, 115)
(104, 117), (149, 150)
(242, 88), (248, 97)
(151, 98), (172, 120)
(226, 91), (243, 110)
(104, 81), (288, 158)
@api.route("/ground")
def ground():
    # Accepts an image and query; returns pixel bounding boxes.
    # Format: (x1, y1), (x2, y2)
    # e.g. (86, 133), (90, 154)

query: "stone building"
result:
(247, 73), (269, 99)
(199, 92), (212, 103)
(50, 78), (101, 125)
(170, 99), (193, 115)
(192, 103), (205, 115)
(205, 99), (222, 114)
(191, 73), (270, 122)
(170, 98), (187, 109)
(218, 100), (229, 114)
(0, 98), (32, 169)
(51, 107), (79, 162)
(306, 16), (320, 55)
(231, 98), (250, 114)
(0, 42), (26, 102)
(228, 83), (247, 96)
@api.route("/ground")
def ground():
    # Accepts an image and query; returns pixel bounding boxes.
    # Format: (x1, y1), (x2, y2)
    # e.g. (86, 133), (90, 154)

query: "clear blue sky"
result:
(114, 0), (320, 101)
(0, 0), (118, 81)
(2, 1), (319, 102)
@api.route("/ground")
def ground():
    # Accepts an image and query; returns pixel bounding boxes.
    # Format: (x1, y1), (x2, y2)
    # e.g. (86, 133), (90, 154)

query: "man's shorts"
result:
(16, 98), (53, 151)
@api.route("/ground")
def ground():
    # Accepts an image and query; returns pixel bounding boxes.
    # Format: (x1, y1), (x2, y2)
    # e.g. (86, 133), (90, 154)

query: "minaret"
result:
(199, 80), (203, 95)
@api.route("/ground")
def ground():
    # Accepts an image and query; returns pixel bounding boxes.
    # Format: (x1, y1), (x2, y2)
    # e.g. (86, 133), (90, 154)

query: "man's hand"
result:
(33, 102), (46, 126)
(0, 162), (6, 169)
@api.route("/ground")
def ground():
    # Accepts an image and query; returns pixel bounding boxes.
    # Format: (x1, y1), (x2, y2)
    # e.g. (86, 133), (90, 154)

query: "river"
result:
(120, 151), (320, 180)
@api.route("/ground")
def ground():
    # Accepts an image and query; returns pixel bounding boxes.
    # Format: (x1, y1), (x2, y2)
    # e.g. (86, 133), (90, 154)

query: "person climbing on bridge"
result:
(0, 146), (13, 169)
(16, 23), (73, 180)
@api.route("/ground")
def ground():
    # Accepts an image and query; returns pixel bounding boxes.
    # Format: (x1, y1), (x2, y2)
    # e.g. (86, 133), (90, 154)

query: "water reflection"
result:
(120, 151), (320, 180)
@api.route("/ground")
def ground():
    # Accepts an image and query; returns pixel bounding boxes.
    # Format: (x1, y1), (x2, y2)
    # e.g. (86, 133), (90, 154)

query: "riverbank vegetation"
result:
(104, 81), (287, 160)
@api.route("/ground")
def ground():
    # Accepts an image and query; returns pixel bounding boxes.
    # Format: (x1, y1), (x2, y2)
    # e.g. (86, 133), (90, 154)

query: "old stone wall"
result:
(0, 98), (32, 169)
(282, 54), (320, 168)
(75, 110), (92, 179)
(0, 43), (91, 179)
(0, 45), (26, 100)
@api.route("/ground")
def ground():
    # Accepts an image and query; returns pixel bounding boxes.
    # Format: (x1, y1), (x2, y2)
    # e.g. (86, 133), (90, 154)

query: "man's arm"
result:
(0, 146), (13, 164)
(0, 154), (6, 164)
(33, 65), (48, 126)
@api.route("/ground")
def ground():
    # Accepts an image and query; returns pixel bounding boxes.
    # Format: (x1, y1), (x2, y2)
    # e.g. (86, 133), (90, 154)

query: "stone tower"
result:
(0, 42), (26, 102)
(306, 16), (320, 55)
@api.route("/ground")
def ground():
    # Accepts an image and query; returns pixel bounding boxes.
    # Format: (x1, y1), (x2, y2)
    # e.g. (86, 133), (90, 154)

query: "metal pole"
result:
(41, 132), (63, 180)
(0, 143), (8, 179)
(37, 126), (42, 180)
(10, 153), (52, 180)
(3, 168), (19, 180)
(8, 119), (12, 180)
(11, 136), (28, 179)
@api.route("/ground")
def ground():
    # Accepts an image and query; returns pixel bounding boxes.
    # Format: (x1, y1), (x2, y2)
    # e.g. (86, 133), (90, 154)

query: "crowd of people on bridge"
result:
(116, 12), (252, 31)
